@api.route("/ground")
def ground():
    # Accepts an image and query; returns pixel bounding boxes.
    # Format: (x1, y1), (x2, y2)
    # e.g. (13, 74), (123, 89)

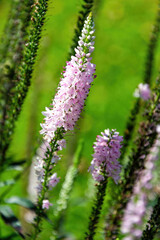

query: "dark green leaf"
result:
(6, 160), (26, 171)
(0, 180), (15, 187)
(0, 233), (19, 240)
(5, 196), (36, 210)
(0, 205), (24, 238)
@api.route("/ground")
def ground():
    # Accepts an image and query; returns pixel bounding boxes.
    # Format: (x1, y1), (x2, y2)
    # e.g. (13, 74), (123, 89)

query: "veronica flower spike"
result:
(40, 12), (96, 142)
(89, 129), (123, 183)
(86, 129), (123, 240)
(33, 13), (96, 239)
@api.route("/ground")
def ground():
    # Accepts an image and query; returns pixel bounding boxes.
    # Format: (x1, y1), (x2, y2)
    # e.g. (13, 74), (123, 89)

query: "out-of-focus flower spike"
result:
(121, 128), (160, 240)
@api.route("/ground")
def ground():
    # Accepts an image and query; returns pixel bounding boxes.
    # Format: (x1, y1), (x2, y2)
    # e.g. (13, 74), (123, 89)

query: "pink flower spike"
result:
(40, 13), (96, 142)
(89, 129), (123, 183)
(42, 199), (53, 209)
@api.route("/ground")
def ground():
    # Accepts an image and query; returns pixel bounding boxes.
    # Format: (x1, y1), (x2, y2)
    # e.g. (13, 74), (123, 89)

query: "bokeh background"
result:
(0, 0), (160, 239)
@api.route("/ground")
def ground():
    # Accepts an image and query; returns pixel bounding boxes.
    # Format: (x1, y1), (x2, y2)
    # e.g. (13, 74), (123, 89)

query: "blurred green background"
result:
(0, 0), (160, 239)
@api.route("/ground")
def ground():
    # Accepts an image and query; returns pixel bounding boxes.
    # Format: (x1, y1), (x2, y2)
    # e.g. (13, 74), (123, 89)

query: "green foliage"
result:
(5, 196), (36, 211)
(85, 177), (108, 239)
(0, 180), (15, 188)
(0, 0), (160, 239)
(0, 205), (24, 238)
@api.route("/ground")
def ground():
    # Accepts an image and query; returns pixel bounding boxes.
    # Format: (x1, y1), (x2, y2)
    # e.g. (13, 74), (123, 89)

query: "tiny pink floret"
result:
(134, 83), (151, 101)
(42, 199), (53, 209)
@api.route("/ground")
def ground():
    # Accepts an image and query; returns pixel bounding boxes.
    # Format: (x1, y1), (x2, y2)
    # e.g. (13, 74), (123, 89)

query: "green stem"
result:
(33, 138), (57, 239)
(85, 177), (108, 240)
(33, 128), (65, 239)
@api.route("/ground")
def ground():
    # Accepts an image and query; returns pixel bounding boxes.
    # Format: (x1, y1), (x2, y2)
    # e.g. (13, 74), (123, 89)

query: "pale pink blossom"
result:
(48, 173), (60, 189)
(134, 83), (151, 101)
(42, 200), (53, 209)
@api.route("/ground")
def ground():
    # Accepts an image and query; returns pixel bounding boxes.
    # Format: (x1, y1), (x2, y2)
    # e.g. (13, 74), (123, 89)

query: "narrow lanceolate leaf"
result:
(0, 179), (15, 188)
(5, 196), (36, 211)
(6, 161), (26, 171)
(0, 205), (24, 238)
(0, 0), (50, 168)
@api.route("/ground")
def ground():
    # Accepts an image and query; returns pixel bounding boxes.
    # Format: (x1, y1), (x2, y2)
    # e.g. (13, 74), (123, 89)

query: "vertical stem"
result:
(85, 177), (108, 240)
(33, 138), (58, 239)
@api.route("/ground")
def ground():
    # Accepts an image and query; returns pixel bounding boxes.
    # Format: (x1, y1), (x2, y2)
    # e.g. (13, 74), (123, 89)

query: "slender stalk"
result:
(0, 0), (49, 169)
(33, 137), (59, 239)
(85, 177), (108, 240)
(141, 197), (160, 240)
